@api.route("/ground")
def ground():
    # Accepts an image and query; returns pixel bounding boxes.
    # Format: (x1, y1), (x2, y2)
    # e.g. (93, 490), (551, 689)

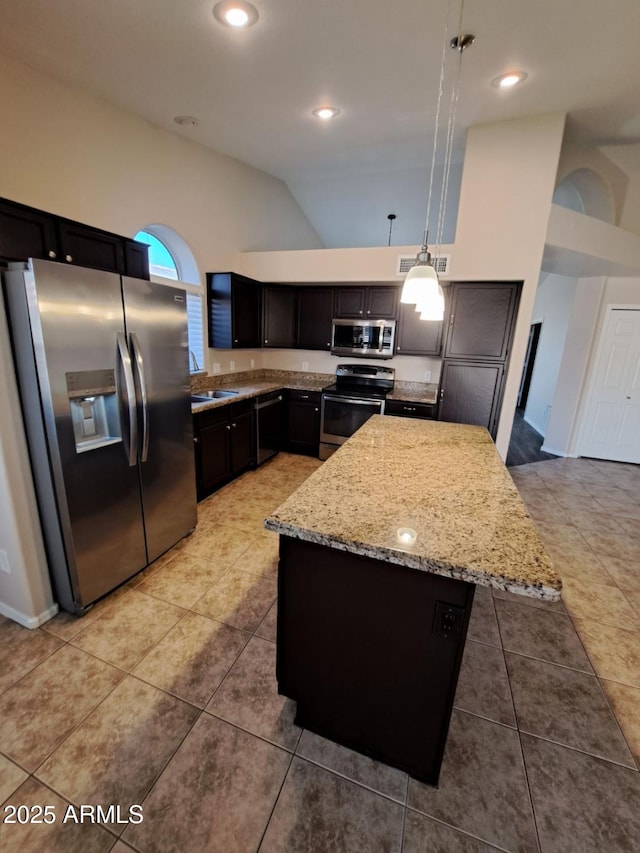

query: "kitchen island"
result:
(265, 416), (561, 784)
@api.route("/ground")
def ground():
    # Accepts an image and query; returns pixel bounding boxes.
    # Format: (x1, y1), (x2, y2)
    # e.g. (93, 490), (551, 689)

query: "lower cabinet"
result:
(438, 360), (504, 438)
(287, 389), (321, 456)
(385, 399), (437, 420)
(193, 400), (254, 500)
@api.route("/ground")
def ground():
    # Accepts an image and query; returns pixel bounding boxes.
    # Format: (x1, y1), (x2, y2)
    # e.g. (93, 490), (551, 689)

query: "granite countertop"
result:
(190, 371), (329, 412)
(265, 416), (561, 601)
(387, 386), (438, 405)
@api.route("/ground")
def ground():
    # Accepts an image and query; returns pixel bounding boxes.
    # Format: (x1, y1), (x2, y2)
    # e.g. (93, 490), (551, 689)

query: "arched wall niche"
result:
(553, 168), (614, 224)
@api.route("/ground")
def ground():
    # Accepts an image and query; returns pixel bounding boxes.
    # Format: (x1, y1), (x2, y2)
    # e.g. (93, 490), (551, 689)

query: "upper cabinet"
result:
(0, 196), (149, 279)
(333, 285), (398, 319)
(263, 285), (297, 348)
(296, 286), (334, 351)
(395, 301), (444, 356)
(207, 271), (262, 349)
(443, 282), (520, 361)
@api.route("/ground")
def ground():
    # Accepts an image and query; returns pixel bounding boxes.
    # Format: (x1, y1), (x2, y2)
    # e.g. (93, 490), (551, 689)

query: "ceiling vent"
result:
(396, 254), (451, 277)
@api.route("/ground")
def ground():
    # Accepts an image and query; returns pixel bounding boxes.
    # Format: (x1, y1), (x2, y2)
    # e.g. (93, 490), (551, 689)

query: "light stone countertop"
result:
(190, 372), (328, 412)
(265, 416), (561, 601)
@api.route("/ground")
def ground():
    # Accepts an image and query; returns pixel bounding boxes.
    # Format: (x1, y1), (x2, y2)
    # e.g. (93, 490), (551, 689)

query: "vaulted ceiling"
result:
(2, 0), (640, 248)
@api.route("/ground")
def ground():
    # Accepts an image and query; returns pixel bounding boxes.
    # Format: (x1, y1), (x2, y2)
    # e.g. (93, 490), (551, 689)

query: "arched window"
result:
(134, 227), (204, 373)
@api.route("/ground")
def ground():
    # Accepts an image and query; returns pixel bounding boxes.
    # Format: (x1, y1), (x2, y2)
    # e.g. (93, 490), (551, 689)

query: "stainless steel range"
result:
(320, 364), (395, 460)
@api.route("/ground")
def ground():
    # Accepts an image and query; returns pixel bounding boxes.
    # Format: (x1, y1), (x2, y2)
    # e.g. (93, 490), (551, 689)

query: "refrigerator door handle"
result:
(116, 331), (138, 467)
(129, 331), (150, 463)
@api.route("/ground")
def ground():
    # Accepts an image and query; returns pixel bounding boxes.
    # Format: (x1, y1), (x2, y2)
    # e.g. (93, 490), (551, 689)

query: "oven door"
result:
(320, 394), (385, 447)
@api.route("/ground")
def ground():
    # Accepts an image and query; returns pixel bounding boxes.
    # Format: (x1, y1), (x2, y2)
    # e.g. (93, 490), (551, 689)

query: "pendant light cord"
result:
(423, 0), (453, 251)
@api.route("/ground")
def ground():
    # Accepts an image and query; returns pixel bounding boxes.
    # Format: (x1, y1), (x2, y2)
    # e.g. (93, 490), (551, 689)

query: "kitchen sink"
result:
(191, 389), (239, 403)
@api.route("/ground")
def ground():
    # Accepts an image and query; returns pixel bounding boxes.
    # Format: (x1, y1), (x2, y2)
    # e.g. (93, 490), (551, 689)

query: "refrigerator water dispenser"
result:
(66, 369), (122, 453)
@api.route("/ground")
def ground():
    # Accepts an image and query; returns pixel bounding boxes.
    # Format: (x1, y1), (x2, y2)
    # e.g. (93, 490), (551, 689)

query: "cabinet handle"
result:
(326, 342), (330, 347)
(193, 436), (199, 444)
(65, 254), (73, 262)
(264, 339), (268, 344)
(403, 406), (416, 412)
(397, 347), (401, 352)
(300, 394), (309, 399)
(232, 422), (237, 428)
(439, 389), (444, 401)
(367, 309), (371, 314)
(359, 310), (363, 315)
(314, 407), (319, 412)
(226, 424), (231, 431)
(48, 250), (56, 259)
(234, 339), (238, 344)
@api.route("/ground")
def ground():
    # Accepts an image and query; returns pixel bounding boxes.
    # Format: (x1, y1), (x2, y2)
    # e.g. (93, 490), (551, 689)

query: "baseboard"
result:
(523, 414), (546, 436)
(540, 444), (575, 458)
(0, 600), (58, 629)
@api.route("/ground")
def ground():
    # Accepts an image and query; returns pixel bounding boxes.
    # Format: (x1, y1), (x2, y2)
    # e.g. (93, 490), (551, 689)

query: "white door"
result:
(578, 307), (640, 463)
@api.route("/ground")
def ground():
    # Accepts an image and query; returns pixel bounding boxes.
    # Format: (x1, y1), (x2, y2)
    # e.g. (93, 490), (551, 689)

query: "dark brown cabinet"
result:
(296, 287), (334, 350)
(0, 196), (149, 278)
(207, 272), (262, 349)
(263, 285), (297, 348)
(443, 282), (519, 361)
(385, 399), (437, 420)
(287, 389), (321, 456)
(0, 198), (58, 262)
(334, 285), (398, 319)
(193, 400), (254, 499)
(395, 301), (444, 356)
(437, 281), (521, 439)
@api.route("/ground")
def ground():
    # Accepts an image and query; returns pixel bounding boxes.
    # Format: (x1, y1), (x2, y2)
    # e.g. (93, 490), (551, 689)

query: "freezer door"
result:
(25, 259), (147, 607)
(122, 277), (197, 561)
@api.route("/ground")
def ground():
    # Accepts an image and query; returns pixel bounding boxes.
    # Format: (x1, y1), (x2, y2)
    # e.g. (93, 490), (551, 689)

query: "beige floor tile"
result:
(561, 577), (640, 631)
(0, 754), (28, 804)
(71, 590), (185, 670)
(578, 528), (640, 563)
(0, 645), (124, 772)
(133, 612), (249, 707)
(0, 619), (62, 694)
(255, 600), (278, 643)
(604, 558), (640, 594)
(207, 636), (300, 750)
(231, 532), (280, 578)
(599, 679), (640, 767)
(0, 777), (114, 853)
(192, 567), (277, 631)
(573, 618), (640, 687)
(36, 676), (199, 826)
(137, 552), (228, 608)
(180, 522), (258, 564)
(41, 586), (135, 641)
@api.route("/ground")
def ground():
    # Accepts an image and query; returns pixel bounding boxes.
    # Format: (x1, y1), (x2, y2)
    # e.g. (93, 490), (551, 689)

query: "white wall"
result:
(524, 274), (577, 435)
(542, 277), (607, 456)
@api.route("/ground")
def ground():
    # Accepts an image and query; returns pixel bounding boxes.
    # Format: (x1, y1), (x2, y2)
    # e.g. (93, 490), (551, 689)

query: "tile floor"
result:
(0, 452), (639, 852)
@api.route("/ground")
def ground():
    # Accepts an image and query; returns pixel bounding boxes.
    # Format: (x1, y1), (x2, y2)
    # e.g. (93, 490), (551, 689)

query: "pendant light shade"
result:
(416, 285), (445, 320)
(400, 249), (439, 303)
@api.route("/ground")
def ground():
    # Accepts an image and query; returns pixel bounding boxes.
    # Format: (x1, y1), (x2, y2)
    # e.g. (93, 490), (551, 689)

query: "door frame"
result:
(575, 303), (640, 461)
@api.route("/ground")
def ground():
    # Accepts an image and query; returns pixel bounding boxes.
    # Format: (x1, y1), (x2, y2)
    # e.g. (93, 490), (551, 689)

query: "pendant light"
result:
(401, 0), (474, 321)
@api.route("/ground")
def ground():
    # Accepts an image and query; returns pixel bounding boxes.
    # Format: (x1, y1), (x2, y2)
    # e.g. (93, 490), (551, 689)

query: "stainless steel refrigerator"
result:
(3, 258), (197, 613)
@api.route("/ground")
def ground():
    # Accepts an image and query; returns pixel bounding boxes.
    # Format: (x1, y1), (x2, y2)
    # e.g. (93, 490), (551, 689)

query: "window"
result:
(134, 227), (204, 372)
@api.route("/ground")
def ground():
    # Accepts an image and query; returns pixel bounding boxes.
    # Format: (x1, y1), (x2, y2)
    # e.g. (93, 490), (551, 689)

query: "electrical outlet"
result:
(0, 550), (10, 575)
(213, 363), (221, 374)
(423, 370), (431, 382)
(432, 601), (465, 639)
(230, 360), (235, 371)
(250, 358), (255, 368)
(302, 361), (309, 371)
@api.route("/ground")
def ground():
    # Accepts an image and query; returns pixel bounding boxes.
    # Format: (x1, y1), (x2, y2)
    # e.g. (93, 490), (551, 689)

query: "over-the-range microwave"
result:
(331, 318), (396, 359)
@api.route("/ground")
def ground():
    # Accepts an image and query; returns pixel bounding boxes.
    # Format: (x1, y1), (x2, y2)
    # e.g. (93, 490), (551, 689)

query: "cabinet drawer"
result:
(288, 389), (321, 404)
(385, 400), (436, 419)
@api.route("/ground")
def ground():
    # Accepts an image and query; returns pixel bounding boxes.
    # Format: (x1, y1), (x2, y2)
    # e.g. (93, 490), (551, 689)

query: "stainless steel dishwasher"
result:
(254, 391), (284, 465)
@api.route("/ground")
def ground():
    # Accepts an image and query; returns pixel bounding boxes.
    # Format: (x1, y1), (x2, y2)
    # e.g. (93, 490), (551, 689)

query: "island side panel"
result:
(276, 535), (475, 785)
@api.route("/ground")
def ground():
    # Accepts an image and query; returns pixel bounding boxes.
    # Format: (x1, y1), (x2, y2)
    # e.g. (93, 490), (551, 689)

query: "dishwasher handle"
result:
(255, 394), (283, 410)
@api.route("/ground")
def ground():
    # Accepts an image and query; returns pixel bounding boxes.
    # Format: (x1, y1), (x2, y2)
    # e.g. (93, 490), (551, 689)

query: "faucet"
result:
(189, 350), (201, 372)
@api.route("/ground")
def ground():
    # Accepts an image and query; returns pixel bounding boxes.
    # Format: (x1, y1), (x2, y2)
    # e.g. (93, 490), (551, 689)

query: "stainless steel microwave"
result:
(331, 318), (396, 359)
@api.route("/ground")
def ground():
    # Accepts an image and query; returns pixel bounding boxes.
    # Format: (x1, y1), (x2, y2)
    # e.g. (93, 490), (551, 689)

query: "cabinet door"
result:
(229, 410), (254, 474)
(334, 288), (366, 318)
(57, 221), (124, 273)
(287, 399), (321, 455)
(263, 286), (297, 348)
(0, 198), (59, 262)
(396, 302), (443, 355)
(444, 283), (520, 361)
(438, 361), (503, 438)
(365, 286), (398, 319)
(232, 275), (262, 347)
(297, 287), (334, 350)
(124, 239), (150, 280)
(196, 420), (230, 498)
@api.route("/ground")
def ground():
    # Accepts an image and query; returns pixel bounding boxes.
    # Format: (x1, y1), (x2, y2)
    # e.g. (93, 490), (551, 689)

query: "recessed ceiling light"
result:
(312, 107), (340, 120)
(492, 71), (528, 89)
(174, 115), (199, 127)
(213, 1), (259, 28)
